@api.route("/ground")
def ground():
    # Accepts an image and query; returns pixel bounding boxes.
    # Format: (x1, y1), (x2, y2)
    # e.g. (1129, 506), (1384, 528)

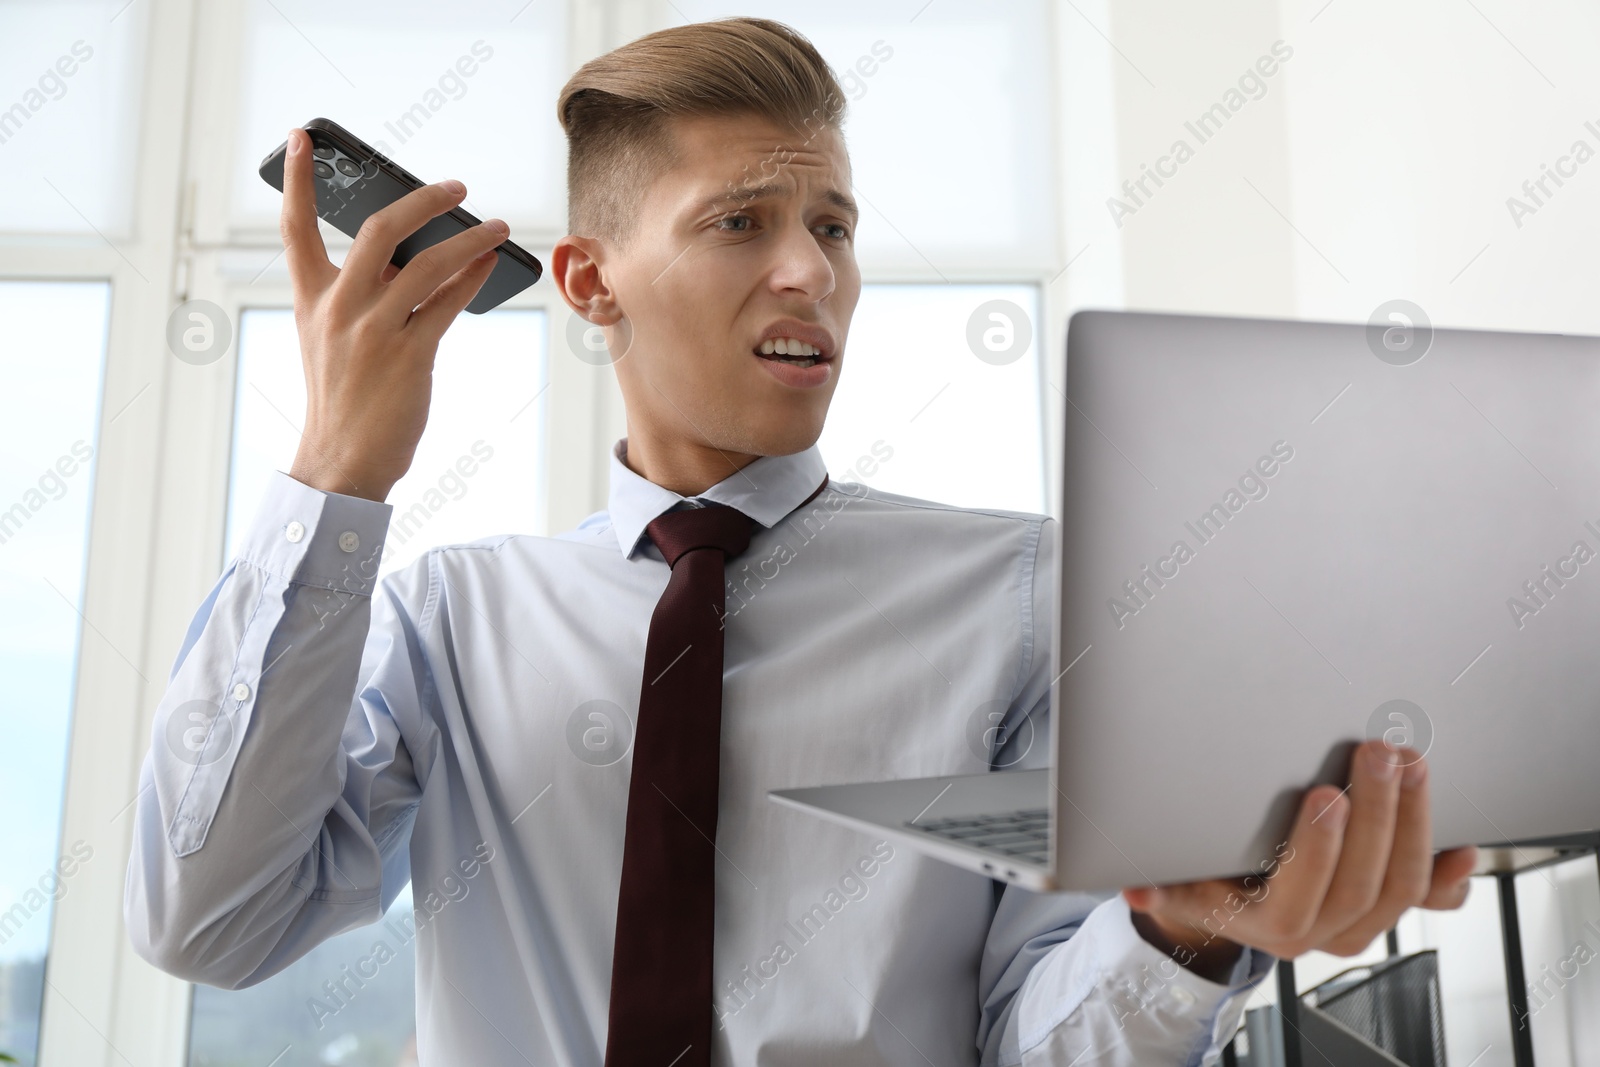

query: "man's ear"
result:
(552, 234), (622, 326)
(552, 234), (633, 366)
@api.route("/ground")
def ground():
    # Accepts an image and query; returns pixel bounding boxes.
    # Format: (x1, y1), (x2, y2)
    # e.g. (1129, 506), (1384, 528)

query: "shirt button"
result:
(232, 682), (251, 702)
(285, 520), (306, 543)
(338, 531), (360, 553)
(1170, 985), (1197, 1009)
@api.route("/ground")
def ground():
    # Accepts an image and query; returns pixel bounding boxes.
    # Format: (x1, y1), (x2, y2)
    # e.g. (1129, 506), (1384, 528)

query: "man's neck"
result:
(622, 432), (762, 497)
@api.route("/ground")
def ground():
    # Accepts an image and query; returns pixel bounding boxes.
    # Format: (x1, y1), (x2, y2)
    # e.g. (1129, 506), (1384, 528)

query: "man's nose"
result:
(767, 222), (836, 301)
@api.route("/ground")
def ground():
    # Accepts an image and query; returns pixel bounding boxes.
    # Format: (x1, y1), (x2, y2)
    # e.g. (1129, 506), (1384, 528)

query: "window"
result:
(227, 0), (569, 233)
(190, 307), (546, 1066)
(818, 283), (1046, 513)
(0, 281), (109, 1067)
(0, 0), (149, 235)
(669, 0), (1058, 275)
(223, 308), (549, 573)
(186, 892), (419, 1067)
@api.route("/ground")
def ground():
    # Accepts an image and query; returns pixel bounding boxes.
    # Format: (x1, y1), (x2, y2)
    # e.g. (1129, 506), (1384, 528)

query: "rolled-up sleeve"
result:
(124, 470), (436, 988)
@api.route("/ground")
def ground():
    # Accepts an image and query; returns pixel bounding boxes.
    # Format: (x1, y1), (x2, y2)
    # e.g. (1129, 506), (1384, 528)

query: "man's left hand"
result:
(1121, 739), (1479, 982)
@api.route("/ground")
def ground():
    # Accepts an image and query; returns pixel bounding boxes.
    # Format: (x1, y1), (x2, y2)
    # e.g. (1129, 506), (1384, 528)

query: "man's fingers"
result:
(1135, 874), (1272, 945)
(1126, 753), (1475, 963)
(1305, 742), (1407, 942)
(344, 180), (470, 290)
(1135, 785), (1348, 954)
(404, 249), (498, 340)
(1222, 784), (1349, 952)
(1320, 752), (1434, 955)
(279, 129), (335, 303)
(385, 220), (509, 316)
(1420, 846), (1478, 910)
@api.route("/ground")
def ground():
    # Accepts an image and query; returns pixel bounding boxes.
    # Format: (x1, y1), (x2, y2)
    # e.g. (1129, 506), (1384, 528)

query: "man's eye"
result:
(818, 223), (850, 240)
(716, 214), (754, 232)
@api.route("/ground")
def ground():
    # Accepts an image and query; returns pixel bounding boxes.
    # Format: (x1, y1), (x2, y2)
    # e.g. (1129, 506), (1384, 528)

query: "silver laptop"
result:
(770, 308), (1600, 892)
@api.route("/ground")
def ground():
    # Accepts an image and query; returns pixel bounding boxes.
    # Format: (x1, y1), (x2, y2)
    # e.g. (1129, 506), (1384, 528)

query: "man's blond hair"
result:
(557, 17), (848, 247)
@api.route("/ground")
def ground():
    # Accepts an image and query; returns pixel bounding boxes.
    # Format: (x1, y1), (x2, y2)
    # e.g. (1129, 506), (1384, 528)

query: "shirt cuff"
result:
(1009, 894), (1275, 1062)
(1098, 895), (1275, 1055)
(238, 470), (393, 596)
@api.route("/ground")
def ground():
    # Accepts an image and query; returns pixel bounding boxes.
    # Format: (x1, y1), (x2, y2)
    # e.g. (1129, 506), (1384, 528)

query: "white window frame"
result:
(12, 1), (1072, 1062)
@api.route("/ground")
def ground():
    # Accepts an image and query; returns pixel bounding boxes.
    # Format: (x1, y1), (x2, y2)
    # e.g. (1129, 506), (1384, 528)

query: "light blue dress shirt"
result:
(125, 439), (1274, 1065)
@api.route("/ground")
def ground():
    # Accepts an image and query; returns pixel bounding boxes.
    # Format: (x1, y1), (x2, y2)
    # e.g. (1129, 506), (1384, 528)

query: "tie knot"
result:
(645, 502), (755, 568)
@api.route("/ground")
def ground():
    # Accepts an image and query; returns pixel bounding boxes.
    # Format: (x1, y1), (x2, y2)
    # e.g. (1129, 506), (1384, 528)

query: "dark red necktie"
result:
(601, 502), (758, 1067)
(604, 501), (755, 1067)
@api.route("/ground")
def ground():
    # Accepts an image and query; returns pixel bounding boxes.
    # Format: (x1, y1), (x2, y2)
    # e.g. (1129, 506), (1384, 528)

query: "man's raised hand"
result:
(278, 126), (510, 502)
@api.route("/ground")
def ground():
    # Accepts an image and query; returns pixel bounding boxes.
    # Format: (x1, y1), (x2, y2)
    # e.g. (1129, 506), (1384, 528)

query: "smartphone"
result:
(258, 117), (541, 313)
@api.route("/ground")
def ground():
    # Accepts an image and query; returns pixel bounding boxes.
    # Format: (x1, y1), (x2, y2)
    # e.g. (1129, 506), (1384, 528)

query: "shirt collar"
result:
(606, 438), (829, 559)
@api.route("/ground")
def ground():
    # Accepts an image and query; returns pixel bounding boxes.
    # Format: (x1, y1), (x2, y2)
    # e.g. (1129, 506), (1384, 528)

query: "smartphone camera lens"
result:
(313, 160), (334, 179)
(335, 157), (361, 177)
(311, 143), (335, 160)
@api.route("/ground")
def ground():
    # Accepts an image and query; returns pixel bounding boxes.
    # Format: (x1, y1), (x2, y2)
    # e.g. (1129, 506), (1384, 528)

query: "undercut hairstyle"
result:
(556, 17), (849, 247)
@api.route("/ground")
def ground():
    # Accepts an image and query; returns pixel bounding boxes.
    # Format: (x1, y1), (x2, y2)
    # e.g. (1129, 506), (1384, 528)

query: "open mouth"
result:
(754, 337), (825, 369)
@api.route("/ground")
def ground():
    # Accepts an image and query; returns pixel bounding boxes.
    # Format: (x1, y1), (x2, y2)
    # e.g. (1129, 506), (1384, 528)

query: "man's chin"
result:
(728, 414), (829, 459)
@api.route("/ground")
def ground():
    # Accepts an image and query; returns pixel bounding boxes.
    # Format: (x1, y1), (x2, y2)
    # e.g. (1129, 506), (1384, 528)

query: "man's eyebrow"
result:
(701, 181), (860, 224)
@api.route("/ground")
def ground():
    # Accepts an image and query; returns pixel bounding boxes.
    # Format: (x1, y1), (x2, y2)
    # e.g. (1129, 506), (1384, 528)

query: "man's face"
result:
(557, 112), (861, 464)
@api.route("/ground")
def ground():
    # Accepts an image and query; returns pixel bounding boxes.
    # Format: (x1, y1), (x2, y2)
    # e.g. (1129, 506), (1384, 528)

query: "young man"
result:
(125, 17), (1477, 1066)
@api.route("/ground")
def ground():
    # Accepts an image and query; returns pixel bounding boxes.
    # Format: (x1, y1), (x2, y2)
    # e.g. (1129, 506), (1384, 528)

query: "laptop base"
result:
(769, 768), (1056, 890)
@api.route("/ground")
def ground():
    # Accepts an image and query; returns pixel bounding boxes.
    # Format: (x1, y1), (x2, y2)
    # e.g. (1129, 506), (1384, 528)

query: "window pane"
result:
(0, 0), (149, 236)
(818, 283), (1045, 513)
(669, 0), (1057, 272)
(186, 888), (419, 1067)
(0, 281), (110, 1067)
(229, 0), (567, 231)
(195, 308), (546, 1066)
(224, 308), (549, 574)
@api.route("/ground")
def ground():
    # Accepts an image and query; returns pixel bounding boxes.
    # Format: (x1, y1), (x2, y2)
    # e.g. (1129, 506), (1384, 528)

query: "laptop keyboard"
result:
(904, 807), (1050, 866)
